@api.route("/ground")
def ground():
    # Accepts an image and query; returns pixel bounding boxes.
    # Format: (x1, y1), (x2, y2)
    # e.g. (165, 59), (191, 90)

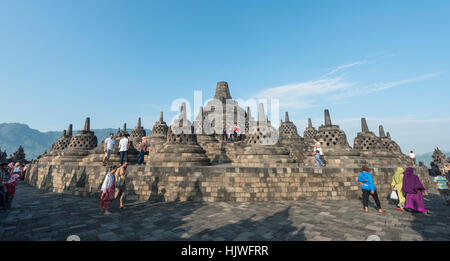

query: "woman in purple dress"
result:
(402, 167), (429, 214)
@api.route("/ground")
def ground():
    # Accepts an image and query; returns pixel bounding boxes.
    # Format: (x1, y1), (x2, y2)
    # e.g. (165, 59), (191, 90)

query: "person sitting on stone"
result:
(137, 137), (148, 165)
(358, 165), (383, 213)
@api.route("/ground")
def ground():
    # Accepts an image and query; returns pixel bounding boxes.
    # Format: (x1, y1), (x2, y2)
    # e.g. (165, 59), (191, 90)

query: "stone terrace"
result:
(1, 182), (449, 241)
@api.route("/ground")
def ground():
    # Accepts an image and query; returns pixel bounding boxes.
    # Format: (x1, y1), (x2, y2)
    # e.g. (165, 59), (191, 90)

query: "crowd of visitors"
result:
(360, 164), (449, 215)
(0, 161), (28, 211)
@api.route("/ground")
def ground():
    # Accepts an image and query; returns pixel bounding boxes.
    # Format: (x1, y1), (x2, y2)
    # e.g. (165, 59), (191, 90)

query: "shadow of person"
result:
(187, 179), (203, 201)
(157, 188), (166, 202)
(407, 190), (450, 240)
(186, 206), (307, 241)
(148, 176), (160, 202)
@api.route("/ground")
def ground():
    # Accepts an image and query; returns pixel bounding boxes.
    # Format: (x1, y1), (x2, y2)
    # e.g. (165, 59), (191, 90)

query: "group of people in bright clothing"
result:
(359, 164), (449, 214)
(0, 162), (28, 211)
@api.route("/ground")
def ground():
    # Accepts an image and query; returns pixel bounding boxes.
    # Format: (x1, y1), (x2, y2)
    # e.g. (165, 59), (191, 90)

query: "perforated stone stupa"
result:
(232, 103), (296, 167)
(48, 124), (73, 156)
(150, 103), (211, 167)
(147, 111), (169, 158)
(353, 118), (383, 154)
(303, 118), (318, 145)
(27, 80), (431, 203)
(278, 112), (306, 163)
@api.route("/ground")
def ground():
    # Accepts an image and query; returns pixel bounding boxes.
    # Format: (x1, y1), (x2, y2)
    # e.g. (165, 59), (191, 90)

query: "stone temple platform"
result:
(28, 81), (430, 203)
(1, 182), (449, 241)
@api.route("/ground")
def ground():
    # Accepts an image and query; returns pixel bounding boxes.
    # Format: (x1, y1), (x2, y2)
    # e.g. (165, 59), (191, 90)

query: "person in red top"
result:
(4, 173), (19, 210)
(232, 123), (241, 141)
(19, 164), (28, 181)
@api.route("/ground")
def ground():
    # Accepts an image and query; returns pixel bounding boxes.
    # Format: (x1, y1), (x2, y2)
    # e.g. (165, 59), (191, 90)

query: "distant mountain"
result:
(0, 123), (151, 160)
(416, 151), (450, 167)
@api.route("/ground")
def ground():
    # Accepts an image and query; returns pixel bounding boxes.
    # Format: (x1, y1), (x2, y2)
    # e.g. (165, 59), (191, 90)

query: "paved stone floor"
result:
(1, 182), (449, 241)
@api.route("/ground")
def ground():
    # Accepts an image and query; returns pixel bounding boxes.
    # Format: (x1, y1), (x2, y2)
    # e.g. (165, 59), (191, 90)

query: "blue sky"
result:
(0, 0), (449, 154)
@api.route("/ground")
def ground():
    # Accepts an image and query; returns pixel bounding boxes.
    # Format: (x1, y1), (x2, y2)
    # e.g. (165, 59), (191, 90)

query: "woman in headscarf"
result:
(4, 173), (20, 210)
(391, 167), (406, 211)
(137, 136), (148, 165)
(100, 166), (118, 215)
(19, 164), (28, 181)
(7, 162), (14, 176)
(402, 167), (428, 214)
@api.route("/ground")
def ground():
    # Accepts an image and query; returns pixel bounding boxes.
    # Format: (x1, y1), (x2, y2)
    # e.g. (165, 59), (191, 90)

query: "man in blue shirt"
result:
(358, 165), (383, 213)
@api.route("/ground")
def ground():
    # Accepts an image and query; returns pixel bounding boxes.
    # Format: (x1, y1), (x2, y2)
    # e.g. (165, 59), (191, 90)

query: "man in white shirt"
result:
(119, 134), (130, 166)
(312, 138), (325, 167)
(409, 151), (416, 164)
(102, 133), (115, 166)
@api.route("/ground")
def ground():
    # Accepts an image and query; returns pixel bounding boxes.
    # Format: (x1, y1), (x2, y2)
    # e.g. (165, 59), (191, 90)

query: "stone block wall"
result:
(25, 163), (432, 202)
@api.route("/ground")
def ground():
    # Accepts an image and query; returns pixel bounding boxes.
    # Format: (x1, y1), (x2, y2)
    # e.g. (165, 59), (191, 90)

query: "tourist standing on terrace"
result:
(409, 151), (416, 164)
(137, 137), (148, 165)
(100, 165), (118, 215)
(444, 164), (450, 182)
(102, 133), (115, 166)
(0, 162), (8, 210)
(312, 139), (325, 167)
(358, 165), (383, 213)
(433, 170), (450, 206)
(115, 162), (128, 209)
(119, 134), (130, 166)
(222, 124), (227, 141)
(391, 167), (406, 211)
(7, 162), (14, 175)
(402, 167), (429, 214)
(12, 162), (21, 177)
(4, 172), (19, 210)
(19, 163), (27, 181)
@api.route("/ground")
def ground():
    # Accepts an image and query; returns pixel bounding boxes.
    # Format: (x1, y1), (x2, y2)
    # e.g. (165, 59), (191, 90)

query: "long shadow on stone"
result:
(185, 207), (306, 241)
(408, 191), (450, 241)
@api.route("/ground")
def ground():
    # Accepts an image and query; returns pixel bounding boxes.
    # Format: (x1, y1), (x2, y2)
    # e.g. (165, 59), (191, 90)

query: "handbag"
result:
(390, 190), (398, 200)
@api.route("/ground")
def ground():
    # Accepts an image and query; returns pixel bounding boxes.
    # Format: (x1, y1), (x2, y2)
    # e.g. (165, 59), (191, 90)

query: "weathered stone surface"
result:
(2, 183), (449, 241)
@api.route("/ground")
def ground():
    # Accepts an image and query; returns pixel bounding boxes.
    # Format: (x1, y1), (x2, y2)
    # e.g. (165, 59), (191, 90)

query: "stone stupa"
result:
(150, 103), (211, 167)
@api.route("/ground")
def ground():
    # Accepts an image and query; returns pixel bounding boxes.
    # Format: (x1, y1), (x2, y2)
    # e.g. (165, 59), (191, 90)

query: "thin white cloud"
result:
(252, 57), (441, 112)
(372, 72), (441, 91)
(253, 76), (358, 110)
(322, 60), (367, 77)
